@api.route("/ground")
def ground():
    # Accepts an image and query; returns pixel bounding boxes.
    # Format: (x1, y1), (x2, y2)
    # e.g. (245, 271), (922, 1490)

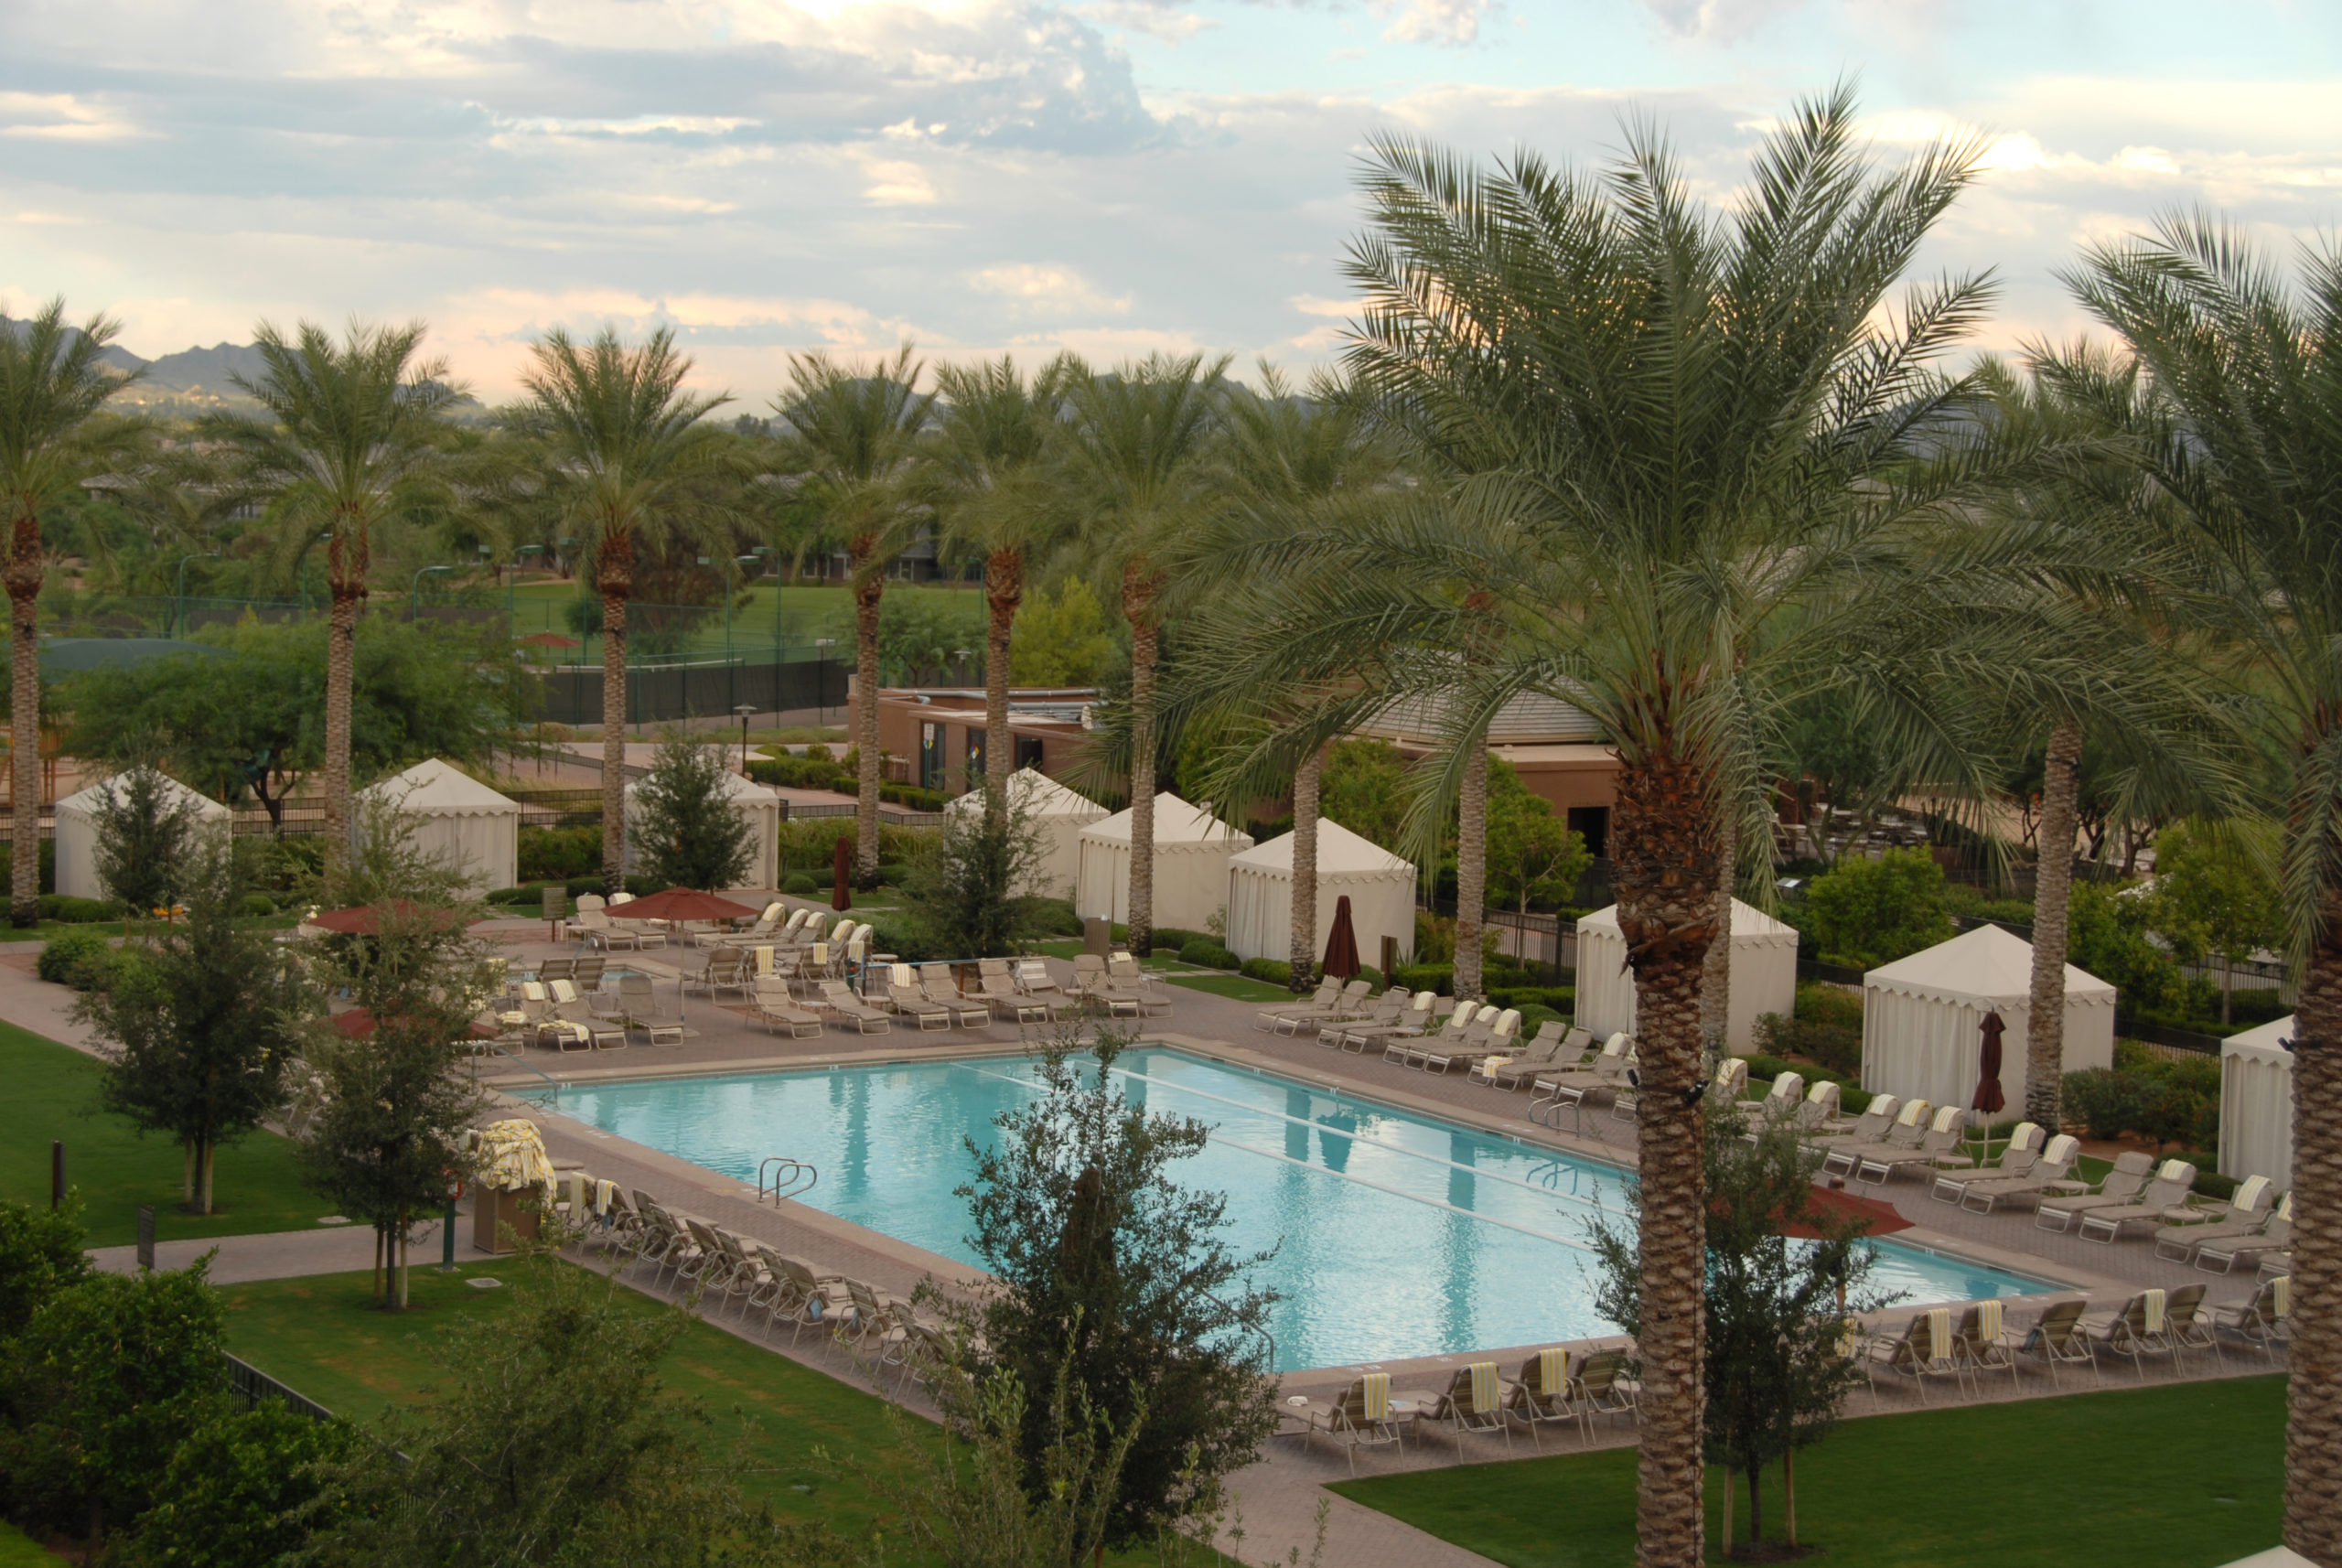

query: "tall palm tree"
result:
(1056, 354), (1230, 958)
(210, 321), (453, 873)
(929, 354), (1079, 806)
(2053, 214), (2342, 1563)
(512, 327), (734, 894)
(777, 347), (933, 885)
(1184, 91), (2054, 1565)
(0, 299), (140, 924)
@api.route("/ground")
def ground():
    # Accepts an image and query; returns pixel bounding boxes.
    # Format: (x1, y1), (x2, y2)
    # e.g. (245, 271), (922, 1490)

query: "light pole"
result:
(814, 637), (836, 725)
(410, 564), (453, 622)
(173, 551), (219, 639)
(735, 703), (757, 771)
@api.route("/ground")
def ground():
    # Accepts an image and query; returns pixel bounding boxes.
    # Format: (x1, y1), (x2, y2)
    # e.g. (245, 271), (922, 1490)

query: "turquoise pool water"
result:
(533, 1047), (2059, 1371)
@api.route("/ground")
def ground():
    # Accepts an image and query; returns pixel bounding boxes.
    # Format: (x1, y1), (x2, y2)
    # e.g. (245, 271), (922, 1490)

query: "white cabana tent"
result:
(358, 759), (520, 894)
(1076, 792), (1253, 933)
(942, 768), (1106, 899)
(1862, 924), (2117, 1114)
(1574, 899), (1800, 1053)
(625, 769), (783, 890)
(54, 771), (232, 901)
(2220, 1014), (2294, 1188)
(1225, 820), (1418, 969)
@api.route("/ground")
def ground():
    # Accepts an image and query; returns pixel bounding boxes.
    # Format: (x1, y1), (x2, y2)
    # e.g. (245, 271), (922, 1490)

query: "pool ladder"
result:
(758, 1157), (819, 1204)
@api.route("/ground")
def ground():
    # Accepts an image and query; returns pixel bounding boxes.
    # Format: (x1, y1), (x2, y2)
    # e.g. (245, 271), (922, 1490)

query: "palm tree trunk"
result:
(1455, 743), (1488, 999)
(1290, 741), (1323, 992)
(853, 545), (884, 886)
(1612, 741), (1718, 1568)
(5, 489), (39, 928)
(984, 547), (1021, 811)
(321, 584), (360, 878)
(1123, 564), (1160, 960)
(2285, 877), (2342, 1562)
(2025, 720), (2082, 1130)
(1701, 803), (1736, 1055)
(598, 553), (631, 897)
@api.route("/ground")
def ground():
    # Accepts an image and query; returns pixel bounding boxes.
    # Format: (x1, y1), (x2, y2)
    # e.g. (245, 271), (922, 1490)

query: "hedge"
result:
(1176, 939), (1240, 970)
(38, 929), (118, 989)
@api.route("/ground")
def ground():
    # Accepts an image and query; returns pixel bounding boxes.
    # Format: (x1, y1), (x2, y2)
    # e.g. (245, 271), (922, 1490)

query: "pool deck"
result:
(18, 917), (2294, 1568)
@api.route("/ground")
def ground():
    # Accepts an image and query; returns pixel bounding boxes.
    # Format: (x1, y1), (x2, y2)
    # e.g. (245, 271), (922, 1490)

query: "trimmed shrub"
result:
(1030, 897), (1084, 938)
(37, 929), (117, 989)
(1177, 939), (1240, 970)
(876, 862), (909, 886)
(36, 894), (124, 924)
(1394, 962), (1454, 995)
(1151, 928), (1209, 951)
(518, 825), (600, 883)
(1240, 957), (1293, 987)
(237, 893), (276, 918)
(782, 871), (818, 895)
(1487, 984), (1574, 1014)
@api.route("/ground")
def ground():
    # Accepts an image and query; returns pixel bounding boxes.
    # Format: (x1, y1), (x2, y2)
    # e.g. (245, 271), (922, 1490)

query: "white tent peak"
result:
(1867, 922), (2113, 1002)
(1231, 820), (1413, 877)
(2225, 1014), (2295, 1054)
(360, 757), (519, 815)
(943, 768), (1104, 821)
(1082, 791), (1247, 848)
(58, 770), (231, 819)
(1581, 898), (1798, 942)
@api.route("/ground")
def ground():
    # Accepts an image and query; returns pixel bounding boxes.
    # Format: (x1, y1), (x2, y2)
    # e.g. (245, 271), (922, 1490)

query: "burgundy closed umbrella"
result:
(1972, 1008), (2008, 1119)
(1321, 894), (1361, 981)
(832, 836), (854, 912)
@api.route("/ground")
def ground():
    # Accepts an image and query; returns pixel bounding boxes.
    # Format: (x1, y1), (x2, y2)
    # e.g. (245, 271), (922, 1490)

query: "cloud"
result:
(1370, 0), (1498, 45)
(1072, 3), (1219, 43)
(0, 91), (148, 142)
(972, 263), (1133, 315)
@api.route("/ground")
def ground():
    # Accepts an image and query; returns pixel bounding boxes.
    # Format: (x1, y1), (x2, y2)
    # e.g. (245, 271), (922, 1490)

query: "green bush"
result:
(0, 839), (59, 897)
(1802, 846), (1954, 969)
(1394, 962), (1454, 994)
(129, 1400), (352, 1568)
(1240, 957), (1293, 987)
(37, 928), (117, 989)
(1177, 939), (1240, 970)
(2062, 1068), (2155, 1143)
(747, 754), (848, 791)
(782, 871), (817, 895)
(1753, 983), (1864, 1077)
(518, 825), (600, 883)
(236, 893), (277, 918)
(876, 862), (909, 886)
(881, 783), (951, 811)
(1031, 897), (1084, 938)
(1486, 984), (1574, 1013)
(1741, 1050), (1873, 1115)
(1151, 927), (1209, 950)
(36, 894), (124, 924)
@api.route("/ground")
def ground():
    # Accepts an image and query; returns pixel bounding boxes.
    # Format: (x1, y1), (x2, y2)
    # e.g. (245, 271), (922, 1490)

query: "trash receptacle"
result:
(469, 1118), (557, 1255)
(1083, 916), (1110, 958)
(472, 1185), (541, 1254)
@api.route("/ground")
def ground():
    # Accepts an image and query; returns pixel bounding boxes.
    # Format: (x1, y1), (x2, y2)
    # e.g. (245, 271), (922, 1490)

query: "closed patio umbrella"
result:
(1322, 894), (1360, 981)
(1971, 1009), (2008, 1116)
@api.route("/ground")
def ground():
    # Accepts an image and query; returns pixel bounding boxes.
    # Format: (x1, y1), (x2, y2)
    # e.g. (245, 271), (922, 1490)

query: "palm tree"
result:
(929, 354), (1079, 806)
(1056, 355), (1230, 958)
(213, 321), (455, 871)
(0, 299), (140, 924)
(1183, 91), (2054, 1564)
(2053, 214), (2342, 1563)
(511, 327), (735, 894)
(776, 347), (933, 886)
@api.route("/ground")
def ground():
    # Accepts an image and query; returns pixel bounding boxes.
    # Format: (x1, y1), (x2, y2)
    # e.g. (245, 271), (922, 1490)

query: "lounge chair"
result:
(2081, 1289), (2177, 1378)
(1853, 1106), (1969, 1187)
(571, 952), (607, 993)
(1944, 1133), (2081, 1214)
(1951, 1299), (2016, 1389)
(1070, 954), (1136, 1017)
(1737, 1070), (1806, 1136)
(1255, 977), (1339, 1032)
(2152, 1176), (2277, 1262)
(1332, 991), (1437, 1053)
(1502, 1348), (1582, 1450)
(618, 973), (685, 1047)
(690, 948), (752, 1001)
(548, 978), (626, 1050)
(751, 977), (824, 1038)
(2212, 1274), (2290, 1357)
(1790, 1079), (1842, 1131)
(2197, 1194), (2294, 1274)
(1301, 1372), (1406, 1474)
(819, 978), (893, 1035)
(1929, 1123), (2045, 1203)
(1475, 1021), (1581, 1087)
(1869, 1307), (1965, 1402)
(1391, 1001), (1478, 1067)
(1570, 1349), (1638, 1436)
(2033, 1151), (2156, 1232)
(922, 963), (992, 1027)
(1318, 986), (1410, 1049)
(1413, 1361), (1513, 1455)
(1420, 1007), (1520, 1074)
(2074, 1159), (2203, 1244)
(2017, 1299), (2098, 1388)
(536, 955), (576, 984)
(496, 981), (554, 1040)
(1823, 1097), (1933, 1178)
(886, 964), (954, 1031)
(978, 958), (1054, 1023)
(1708, 1057), (1751, 1106)
(1526, 1033), (1635, 1128)
(1106, 951), (1173, 1016)
(1802, 1094), (1899, 1157)
(1271, 977), (1375, 1036)
(1015, 959), (1076, 1015)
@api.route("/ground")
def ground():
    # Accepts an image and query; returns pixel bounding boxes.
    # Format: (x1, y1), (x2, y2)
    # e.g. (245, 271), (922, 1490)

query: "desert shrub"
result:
(1753, 983), (1864, 1077)
(518, 824), (599, 883)
(37, 928), (118, 989)
(782, 871), (817, 895)
(1177, 939), (1239, 970)
(1240, 957), (1292, 986)
(2061, 1068), (2156, 1142)
(37, 894), (124, 924)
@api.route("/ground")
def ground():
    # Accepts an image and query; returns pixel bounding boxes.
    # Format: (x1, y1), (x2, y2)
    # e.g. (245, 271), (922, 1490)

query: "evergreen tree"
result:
(77, 840), (310, 1214)
(88, 762), (203, 921)
(902, 794), (1054, 957)
(632, 734), (756, 892)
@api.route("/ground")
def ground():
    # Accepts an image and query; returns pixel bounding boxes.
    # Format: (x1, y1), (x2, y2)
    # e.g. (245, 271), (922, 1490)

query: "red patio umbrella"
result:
(832, 836), (853, 912)
(1782, 1184), (1913, 1239)
(1321, 894), (1361, 981)
(304, 900), (480, 936)
(607, 886), (761, 924)
(1971, 1010), (2008, 1118)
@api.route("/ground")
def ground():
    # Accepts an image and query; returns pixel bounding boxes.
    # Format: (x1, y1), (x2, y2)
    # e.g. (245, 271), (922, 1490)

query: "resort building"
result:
(1353, 689), (1622, 857)
(851, 683), (1101, 795)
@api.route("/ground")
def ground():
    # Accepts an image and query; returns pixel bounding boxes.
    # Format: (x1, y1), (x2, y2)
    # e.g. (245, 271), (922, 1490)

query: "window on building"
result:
(1015, 735), (1045, 770)
(1565, 806), (1609, 861)
(919, 722), (944, 791)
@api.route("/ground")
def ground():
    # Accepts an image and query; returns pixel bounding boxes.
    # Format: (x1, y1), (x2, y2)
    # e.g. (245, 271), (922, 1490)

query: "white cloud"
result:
(1370, 0), (1498, 45)
(861, 158), (941, 203)
(972, 263), (1132, 315)
(0, 91), (146, 142)
(1072, 3), (1217, 43)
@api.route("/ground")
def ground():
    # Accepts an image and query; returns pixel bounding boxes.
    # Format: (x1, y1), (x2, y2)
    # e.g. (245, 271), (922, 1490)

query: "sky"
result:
(5, 0), (2341, 403)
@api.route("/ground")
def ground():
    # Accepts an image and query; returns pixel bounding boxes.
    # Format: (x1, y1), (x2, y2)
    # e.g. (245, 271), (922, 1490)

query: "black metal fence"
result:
(225, 1352), (335, 1423)
(532, 656), (847, 728)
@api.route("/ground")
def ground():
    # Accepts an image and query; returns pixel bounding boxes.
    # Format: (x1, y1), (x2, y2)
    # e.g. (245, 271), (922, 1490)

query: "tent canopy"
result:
(1574, 897), (1799, 1053)
(53, 770), (232, 901)
(944, 768), (1105, 900)
(1076, 792), (1253, 929)
(1861, 925), (2116, 1112)
(1866, 922), (2116, 1006)
(1080, 791), (1247, 849)
(2220, 1013), (2294, 1187)
(362, 757), (521, 816)
(1225, 820), (1417, 966)
(1226, 818), (1413, 880)
(360, 759), (521, 893)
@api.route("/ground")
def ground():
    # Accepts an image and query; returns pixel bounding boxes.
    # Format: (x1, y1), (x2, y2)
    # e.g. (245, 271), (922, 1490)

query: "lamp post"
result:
(735, 703), (757, 771)
(410, 564), (453, 622)
(173, 551), (219, 639)
(814, 637), (836, 725)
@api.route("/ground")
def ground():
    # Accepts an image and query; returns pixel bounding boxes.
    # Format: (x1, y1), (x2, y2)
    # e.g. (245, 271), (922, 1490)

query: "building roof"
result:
(1360, 686), (1603, 746)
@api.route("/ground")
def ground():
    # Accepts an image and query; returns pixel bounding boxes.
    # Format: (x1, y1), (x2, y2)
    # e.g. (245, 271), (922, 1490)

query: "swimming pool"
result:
(532, 1047), (2060, 1371)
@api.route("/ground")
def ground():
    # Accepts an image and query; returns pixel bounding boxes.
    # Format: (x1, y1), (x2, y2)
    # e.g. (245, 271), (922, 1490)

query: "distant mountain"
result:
(5, 320), (484, 422)
(130, 340), (273, 395)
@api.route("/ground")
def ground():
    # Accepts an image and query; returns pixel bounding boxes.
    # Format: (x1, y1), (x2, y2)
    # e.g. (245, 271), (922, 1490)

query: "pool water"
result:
(532, 1047), (2058, 1371)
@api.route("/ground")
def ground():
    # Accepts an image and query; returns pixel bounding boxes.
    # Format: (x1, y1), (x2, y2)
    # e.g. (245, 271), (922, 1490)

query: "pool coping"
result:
(487, 1031), (2133, 1375)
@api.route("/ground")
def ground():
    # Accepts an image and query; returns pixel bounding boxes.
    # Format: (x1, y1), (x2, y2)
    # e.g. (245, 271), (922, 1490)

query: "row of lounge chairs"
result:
(493, 974), (682, 1050)
(1289, 1345), (1640, 1472)
(735, 955), (1167, 1038)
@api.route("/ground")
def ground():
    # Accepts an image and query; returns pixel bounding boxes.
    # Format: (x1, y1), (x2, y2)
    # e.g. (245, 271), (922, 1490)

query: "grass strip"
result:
(1331, 1373), (2286, 1568)
(1166, 973), (1294, 1003)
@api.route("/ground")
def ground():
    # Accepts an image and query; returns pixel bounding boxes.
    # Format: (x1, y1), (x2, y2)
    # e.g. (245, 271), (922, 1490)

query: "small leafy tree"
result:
(1801, 846), (1954, 969)
(2150, 819), (2281, 1026)
(124, 1400), (352, 1568)
(1318, 738), (1411, 853)
(1589, 1110), (1884, 1556)
(299, 1244), (813, 1568)
(1008, 578), (1117, 688)
(631, 733), (756, 891)
(1485, 760), (1593, 916)
(903, 794), (1056, 957)
(1, 1259), (229, 1546)
(952, 1024), (1278, 1548)
(89, 762), (203, 923)
(0, 1195), (91, 1337)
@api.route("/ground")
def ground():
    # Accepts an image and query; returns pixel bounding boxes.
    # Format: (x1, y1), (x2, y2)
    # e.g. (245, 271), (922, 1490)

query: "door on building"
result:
(1015, 735), (1045, 770)
(964, 726), (986, 785)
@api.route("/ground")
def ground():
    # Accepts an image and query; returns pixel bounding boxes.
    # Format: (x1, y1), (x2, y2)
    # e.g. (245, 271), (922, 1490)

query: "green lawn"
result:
(1332, 1375), (2287, 1568)
(0, 1520), (57, 1565)
(1166, 973), (1292, 1003)
(0, 1020), (330, 1248)
(220, 1260), (926, 1535)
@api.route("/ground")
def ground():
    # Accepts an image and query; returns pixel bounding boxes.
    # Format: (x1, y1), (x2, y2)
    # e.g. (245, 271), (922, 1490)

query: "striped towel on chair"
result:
(1360, 1372), (1391, 1422)
(2143, 1288), (2166, 1334)
(594, 1179), (618, 1218)
(1539, 1348), (1566, 1397)
(1923, 1308), (1951, 1362)
(754, 945), (774, 974)
(1974, 1299), (2003, 1346)
(2272, 1277), (2291, 1319)
(1469, 1362), (1499, 1414)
